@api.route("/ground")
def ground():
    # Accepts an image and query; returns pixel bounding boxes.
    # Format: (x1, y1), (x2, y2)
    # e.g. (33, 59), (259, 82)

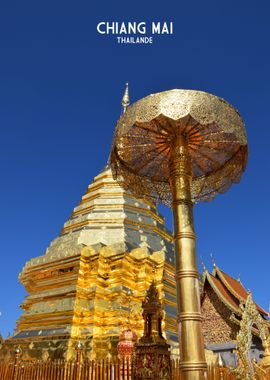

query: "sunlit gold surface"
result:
(110, 89), (247, 206)
(232, 293), (270, 379)
(110, 89), (248, 380)
(133, 281), (171, 380)
(0, 357), (237, 380)
(0, 167), (178, 362)
(169, 136), (206, 379)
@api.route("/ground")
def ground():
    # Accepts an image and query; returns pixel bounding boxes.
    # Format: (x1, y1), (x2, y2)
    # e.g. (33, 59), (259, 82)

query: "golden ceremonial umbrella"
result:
(110, 89), (248, 380)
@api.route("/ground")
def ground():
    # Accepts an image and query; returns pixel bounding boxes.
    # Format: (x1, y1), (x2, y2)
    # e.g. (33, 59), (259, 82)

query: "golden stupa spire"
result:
(121, 82), (130, 113)
(106, 82), (130, 165)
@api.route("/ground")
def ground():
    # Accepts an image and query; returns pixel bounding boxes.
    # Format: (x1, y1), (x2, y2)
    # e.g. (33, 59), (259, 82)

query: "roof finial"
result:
(210, 253), (216, 268)
(237, 273), (241, 282)
(122, 82), (130, 113)
(200, 256), (207, 272)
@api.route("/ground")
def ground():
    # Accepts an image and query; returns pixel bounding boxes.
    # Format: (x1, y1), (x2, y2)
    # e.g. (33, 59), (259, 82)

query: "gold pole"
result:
(169, 135), (207, 380)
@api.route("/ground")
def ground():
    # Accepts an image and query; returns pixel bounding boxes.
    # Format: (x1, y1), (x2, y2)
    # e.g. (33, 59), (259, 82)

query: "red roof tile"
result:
(216, 269), (268, 316)
(207, 273), (239, 312)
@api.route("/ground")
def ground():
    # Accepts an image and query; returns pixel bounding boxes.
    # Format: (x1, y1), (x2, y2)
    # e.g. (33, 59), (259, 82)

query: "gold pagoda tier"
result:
(0, 166), (178, 361)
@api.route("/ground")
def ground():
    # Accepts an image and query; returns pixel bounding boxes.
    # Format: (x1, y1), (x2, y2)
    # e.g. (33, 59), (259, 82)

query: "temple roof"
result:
(202, 262), (268, 318)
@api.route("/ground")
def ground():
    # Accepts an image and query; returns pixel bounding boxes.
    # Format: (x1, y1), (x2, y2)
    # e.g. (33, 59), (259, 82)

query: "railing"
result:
(171, 360), (236, 380)
(0, 358), (132, 380)
(0, 357), (240, 380)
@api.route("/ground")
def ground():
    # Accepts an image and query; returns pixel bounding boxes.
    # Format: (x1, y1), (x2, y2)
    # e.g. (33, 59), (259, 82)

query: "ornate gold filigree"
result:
(231, 292), (270, 380)
(133, 281), (171, 380)
(110, 89), (246, 379)
(110, 89), (248, 206)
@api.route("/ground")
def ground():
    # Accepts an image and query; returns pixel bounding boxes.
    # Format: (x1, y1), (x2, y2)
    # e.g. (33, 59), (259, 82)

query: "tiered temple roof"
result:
(201, 261), (269, 346)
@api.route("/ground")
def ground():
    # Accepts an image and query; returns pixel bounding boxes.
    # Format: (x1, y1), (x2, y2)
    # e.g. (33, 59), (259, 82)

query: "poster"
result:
(0, 0), (269, 372)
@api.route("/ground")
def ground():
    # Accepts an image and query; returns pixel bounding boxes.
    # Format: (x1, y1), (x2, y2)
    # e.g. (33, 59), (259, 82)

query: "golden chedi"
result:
(0, 164), (177, 361)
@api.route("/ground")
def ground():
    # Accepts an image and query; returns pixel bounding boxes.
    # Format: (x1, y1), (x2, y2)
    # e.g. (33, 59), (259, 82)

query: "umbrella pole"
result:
(169, 135), (207, 380)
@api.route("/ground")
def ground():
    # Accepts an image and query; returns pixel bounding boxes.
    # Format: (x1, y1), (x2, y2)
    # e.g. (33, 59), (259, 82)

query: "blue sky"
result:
(0, 0), (270, 337)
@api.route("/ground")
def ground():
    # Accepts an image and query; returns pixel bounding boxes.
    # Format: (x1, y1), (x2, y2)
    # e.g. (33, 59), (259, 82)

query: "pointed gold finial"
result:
(122, 82), (130, 113)
(210, 253), (216, 268)
(200, 256), (207, 272)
